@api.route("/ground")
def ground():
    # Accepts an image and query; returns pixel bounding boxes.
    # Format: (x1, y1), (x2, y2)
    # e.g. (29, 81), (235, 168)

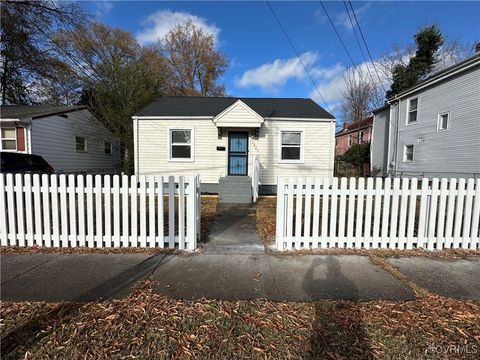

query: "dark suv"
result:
(0, 152), (54, 174)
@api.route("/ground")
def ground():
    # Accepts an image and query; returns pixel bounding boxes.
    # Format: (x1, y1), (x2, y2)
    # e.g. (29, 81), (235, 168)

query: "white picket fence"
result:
(0, 173), (201, 250)
(276, 177), (480, 251)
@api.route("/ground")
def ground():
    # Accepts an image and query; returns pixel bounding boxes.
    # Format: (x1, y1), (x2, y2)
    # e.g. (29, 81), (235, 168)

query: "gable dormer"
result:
(213, 99), (264, 127)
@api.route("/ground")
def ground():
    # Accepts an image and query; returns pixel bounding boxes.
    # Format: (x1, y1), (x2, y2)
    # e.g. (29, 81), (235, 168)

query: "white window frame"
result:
(104, 141), (112, 154)
(278, 129), (305, 164)
(348, 134), (352, 146)
(75, 136), (87, 153)
(168, 127), (194, 162)
(437, 111), (450, 131)
(359, 130), (364, 144)
(1, 128), (17, 151)
(403, 144), (414, 162)
(406, 97), (419, 125)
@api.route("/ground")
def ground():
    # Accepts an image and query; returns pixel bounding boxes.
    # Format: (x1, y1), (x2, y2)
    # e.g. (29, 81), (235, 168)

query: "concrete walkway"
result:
(204, 203), (264, 253)
(2, 253), (479, 302)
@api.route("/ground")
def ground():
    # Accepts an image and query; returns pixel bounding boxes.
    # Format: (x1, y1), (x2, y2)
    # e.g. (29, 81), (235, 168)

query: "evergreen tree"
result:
(386, 25), (443, 98)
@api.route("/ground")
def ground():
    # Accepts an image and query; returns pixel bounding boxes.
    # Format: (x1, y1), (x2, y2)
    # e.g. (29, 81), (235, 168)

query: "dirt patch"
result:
(1, 279), (479, 359)
(199, 196), (218, 242)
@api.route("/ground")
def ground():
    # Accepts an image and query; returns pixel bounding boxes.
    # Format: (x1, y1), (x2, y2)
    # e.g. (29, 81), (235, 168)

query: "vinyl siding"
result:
(31, 109), (121, 173)
(137, 118), (335, 185)
(394, 65), (480, 177)
(214, 101), (263, 127)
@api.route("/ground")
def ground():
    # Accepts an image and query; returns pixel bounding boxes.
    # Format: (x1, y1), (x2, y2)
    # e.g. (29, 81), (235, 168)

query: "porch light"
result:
(217, 128), (223, 139)
(252, 128), (259, 140)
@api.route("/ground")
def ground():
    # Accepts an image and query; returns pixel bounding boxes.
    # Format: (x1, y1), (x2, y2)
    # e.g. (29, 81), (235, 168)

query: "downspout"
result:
(387, 97), (400, 177)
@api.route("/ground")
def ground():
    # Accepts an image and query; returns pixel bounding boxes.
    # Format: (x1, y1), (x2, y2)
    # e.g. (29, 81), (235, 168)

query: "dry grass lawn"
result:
(256, 196), (277, 245)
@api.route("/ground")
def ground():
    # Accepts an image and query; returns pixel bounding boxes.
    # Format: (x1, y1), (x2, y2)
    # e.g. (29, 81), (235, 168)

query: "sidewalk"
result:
(2, 252), (479, 302)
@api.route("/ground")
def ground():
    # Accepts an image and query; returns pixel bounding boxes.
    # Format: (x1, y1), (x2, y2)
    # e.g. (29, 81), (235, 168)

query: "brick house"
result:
(335, 116), (373, 157)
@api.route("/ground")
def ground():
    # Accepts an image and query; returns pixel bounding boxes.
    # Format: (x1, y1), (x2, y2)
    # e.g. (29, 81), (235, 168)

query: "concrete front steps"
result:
(218, 176), (252, 203)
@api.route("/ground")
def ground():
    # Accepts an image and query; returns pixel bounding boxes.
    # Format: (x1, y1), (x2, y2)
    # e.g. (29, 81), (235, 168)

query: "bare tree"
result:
(0, 0), (86, 104)
(159, 21), (227, 96)
(54, 22), (168, 172)
(340, 68), (382, 125)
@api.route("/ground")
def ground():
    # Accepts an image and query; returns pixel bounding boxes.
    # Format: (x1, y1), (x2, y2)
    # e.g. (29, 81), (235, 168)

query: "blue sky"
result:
(82, 1), (480, 115)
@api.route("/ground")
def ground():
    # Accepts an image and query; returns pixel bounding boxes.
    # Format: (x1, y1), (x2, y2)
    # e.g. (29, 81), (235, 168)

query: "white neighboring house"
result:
(133, 96), (336, 201)
(371, 52), (480, 178)
(0, 105), (121, 173)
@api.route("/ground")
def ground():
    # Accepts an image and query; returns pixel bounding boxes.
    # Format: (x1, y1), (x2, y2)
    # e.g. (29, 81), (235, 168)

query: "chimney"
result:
(476, 42), (480, 53)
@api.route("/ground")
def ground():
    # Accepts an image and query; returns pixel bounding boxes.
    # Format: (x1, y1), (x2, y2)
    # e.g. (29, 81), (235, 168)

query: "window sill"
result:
(278, 160), (304, 165)
(405, 121), (418, 126)
(168, 158), (194, 163)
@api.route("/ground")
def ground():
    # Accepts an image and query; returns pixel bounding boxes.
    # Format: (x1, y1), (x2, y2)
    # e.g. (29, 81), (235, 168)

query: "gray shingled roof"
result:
(0, 105), (85, 120)
(134, 97), (335, 119)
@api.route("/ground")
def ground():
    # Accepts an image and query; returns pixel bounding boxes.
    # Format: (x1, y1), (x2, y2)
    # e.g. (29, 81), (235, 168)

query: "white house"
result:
(0, 105), (121, 173)
(133, 97), (336, 202)
(371, 52), (480, 178)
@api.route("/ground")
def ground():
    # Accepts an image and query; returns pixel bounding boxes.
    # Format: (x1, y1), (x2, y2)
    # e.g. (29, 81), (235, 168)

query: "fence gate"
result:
(0, 174), (201, 251)
(275, 177), (480, 251)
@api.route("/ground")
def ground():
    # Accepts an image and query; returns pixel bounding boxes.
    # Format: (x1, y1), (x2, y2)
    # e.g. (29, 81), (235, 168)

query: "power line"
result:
(317, 0), (361, 77)
(265, 0), (331, 113)
(347, 0), (387, 92)
(342, 1), (376, 86)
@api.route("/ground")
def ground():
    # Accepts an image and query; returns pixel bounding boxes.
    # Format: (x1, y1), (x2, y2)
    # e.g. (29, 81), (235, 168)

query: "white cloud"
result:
(234, 52), (319, 91)
(234, 50), (391, 117)
(310, 60), (391, 113)
(136, 10), (220, 45)
(314, 3), (371, 32)
(94, 1), (113, 17)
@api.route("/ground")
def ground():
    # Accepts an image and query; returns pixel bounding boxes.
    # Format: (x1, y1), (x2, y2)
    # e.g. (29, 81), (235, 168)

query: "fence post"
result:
(104, 175), (112, 248)
(0, 174), (7, 246)
(148, 176), (156, 248)
(139, 176), (147, 247)
(453, 178), (466, 248)
(168, 176), (175, 248)
(178, 176), (185, 250)
(86, 175), (94, 248)
(157, 176), (164, 248)
(275, 177), (286, 251)
(59, 175), (68, 248)
(187, 176), (196, 251)
(24, 174), (34, 247)
(50, 174), (60, 247)
(113, 175), (120, 248)
(77, 175), (86, 247)
(196, 176), (201, 240)
(68, 174), (77, 248)
(41, 174), (51, 247)
(417, 178), (430, 249)
(461, 179), (475, 249)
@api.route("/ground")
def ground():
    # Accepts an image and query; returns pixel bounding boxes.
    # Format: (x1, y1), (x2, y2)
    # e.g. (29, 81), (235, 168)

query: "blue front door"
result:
(228, 132), (248, 176)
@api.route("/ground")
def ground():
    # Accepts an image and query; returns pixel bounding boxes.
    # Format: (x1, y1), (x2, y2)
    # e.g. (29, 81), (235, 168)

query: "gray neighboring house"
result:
(371, 52), (480, 178)
(0, 105), (121, 174)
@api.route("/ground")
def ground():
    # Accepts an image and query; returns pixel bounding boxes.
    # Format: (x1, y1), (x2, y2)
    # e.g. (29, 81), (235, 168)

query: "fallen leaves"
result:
(1, 278), (479, 360)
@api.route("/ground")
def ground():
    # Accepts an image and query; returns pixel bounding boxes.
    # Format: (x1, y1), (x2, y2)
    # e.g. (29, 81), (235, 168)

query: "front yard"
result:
(1, 278), (479, 359)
